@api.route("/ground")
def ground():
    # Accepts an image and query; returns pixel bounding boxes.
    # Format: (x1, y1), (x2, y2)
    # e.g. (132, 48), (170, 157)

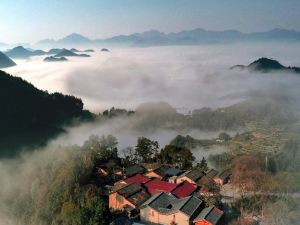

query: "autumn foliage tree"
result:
(230, 155), (267, 195)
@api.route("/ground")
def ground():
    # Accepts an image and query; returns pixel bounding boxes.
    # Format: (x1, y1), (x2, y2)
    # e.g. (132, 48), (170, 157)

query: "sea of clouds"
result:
(1, 43), (300, 224)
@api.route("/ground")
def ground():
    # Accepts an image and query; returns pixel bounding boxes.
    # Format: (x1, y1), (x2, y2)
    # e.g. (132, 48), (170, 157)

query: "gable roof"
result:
(179, 169), (205, 182)
(144, 179), (177, 195)
(123, 174), (151, 185)
(193, 206), (224, 225)
(116, 182), (150, 207)
(141, 192), (203, 218)
(125, 165), (145, 177)
(206, 169), (219, 178)
(216, 170), (231, 180)
(180, 196), (204, 217)
(152, 165), (171, 177)
(127, 189), (151, 207)
(166, 167), (183, 176)
(196, 175), (215, 187)
(117, 182), (142, 198)
(172, 181), (197, 199)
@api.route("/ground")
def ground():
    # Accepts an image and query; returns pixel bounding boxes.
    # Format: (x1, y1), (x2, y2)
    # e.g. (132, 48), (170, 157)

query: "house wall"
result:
(195, 219), (212, 225)
(109, 192), (135, 211)
(146, 171), (163, 180)
(176, 176), (196, 185)
(140, 207), (190, 225)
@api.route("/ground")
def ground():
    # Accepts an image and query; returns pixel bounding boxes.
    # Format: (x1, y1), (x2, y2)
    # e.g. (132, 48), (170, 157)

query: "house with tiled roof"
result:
(140, 192), (204, 225)
(142, 163), (161, 172)
(196, 175), (219, 196)
(125, 165), (146, 178)
(165, 167), (183, 177)
(144, 179), (177, 195)
(176, 169), (206, 185)
(122, 174), (151, 185)
(146, 165), (171, 180)
(109, 182), (150, 212)
(193, 206), (224, 225)
(171, 181), (197, 199)
(206, 169), (219, 179)
(214, 170), (231, 186)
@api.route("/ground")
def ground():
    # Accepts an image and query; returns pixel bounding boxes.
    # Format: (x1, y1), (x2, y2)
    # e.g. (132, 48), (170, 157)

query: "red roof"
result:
(172, 181), (197, 198)
(145, 179), (177, 195)
(123, 174), (151, 184)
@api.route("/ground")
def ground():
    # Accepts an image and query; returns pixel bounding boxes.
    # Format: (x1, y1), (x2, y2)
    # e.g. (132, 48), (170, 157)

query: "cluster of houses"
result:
(102, 163), (230, 225)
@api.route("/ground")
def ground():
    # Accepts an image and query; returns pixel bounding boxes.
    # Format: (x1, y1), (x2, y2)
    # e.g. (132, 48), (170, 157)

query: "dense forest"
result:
(0, 70), (93, 157)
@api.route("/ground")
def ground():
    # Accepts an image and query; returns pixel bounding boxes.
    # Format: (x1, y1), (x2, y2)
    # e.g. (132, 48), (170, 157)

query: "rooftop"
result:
(117, 182), (142, 198)
(206, 169), (219, 178)
(152, 165), (171, 177)
(172, 181), (197, 199)
(217, 170), (231, 180)
(141, 192), (203, 218)
(166, 167), (183, 177)
(123, 174), (151, 185)
(193, 206), (224, 225)
(144, 179), (177, 195)
(180, 169), (205, 182)
(125, 165), (145, 177)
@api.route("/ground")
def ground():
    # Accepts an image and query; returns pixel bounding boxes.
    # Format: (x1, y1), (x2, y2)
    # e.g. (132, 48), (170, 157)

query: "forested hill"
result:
(0, 70), (94, 157)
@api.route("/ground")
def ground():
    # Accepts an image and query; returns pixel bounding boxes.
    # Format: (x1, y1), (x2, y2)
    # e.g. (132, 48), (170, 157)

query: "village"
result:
(97, 160), (231, 225)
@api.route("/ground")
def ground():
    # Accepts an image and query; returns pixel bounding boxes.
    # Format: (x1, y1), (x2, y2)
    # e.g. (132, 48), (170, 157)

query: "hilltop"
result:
(0, 52), (16, 68)
(5, 46), (47, 58)
(231, 57), (300, 73)
(43, 56), (68, 62)
(0, 70), (93, 157)
(54, 49), (90, 57)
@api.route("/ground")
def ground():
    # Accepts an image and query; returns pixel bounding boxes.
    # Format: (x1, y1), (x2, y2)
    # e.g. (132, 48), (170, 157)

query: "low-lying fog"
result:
(3, 42), (300, 157)
(4, 43), (300, 113)
(1, 43), (300, 224)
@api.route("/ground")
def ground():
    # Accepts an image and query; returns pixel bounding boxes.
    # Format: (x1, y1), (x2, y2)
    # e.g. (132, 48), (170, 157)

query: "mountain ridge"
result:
(34, 28), (300, 47)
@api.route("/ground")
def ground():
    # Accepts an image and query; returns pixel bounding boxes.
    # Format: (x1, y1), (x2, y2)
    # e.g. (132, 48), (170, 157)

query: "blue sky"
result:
(0, 0), (300, 43)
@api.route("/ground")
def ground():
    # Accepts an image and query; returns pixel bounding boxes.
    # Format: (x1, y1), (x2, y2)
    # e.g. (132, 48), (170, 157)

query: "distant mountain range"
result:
(33, 28), (300, 48)
(231, 58), (300, 74)
(5, 46), (47, 58)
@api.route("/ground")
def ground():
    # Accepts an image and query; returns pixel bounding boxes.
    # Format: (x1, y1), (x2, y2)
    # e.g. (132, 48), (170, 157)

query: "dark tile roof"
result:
(206, 169), (219, 178)
(180, 196), (203, 217)
(117, 183), (142, 198)
(193, 206), (224, 225)
(186, 169), (205, 182)
(217, 170), (231, 180)
(117, 182), (151, 207)
(141, 192), (203, 219)
(166, 167), (183, 176)
(125, 165), (145, 177)
(127, 190), (151, 207)
(152, 165), (171, 177)
(196, 175), (215, 187)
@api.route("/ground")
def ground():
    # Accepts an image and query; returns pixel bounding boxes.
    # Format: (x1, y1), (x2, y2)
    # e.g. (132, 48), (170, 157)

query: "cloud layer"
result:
(4, 43), (300, 113)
